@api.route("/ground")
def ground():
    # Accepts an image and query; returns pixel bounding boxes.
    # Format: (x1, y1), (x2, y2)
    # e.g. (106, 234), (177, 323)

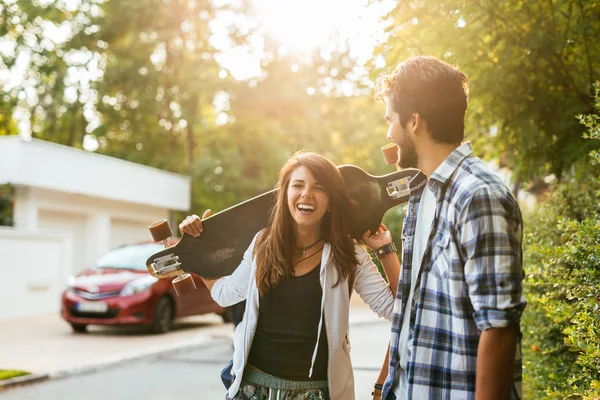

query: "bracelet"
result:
(375, 242), (397, 260)
(371, 382), (384, 395)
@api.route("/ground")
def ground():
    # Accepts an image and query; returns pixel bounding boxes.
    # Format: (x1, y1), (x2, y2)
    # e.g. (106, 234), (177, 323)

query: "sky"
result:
(0, 0), (396, 146)
(215, 0), (395, 80)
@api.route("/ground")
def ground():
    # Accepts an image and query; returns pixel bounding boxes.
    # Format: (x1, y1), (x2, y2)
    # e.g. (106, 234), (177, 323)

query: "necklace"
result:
(294, 246), (324, 266)
(295, 238), (321, 256)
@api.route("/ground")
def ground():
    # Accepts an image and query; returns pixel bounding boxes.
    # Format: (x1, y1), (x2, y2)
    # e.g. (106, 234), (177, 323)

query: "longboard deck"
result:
(147, 166), (425, 279)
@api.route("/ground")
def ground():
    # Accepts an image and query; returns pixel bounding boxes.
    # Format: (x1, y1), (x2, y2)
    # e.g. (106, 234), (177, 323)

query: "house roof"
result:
(0, 136), (190, 211)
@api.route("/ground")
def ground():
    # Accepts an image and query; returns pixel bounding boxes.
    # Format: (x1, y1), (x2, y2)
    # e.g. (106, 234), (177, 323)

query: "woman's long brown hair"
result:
(254, 151), (358, 295)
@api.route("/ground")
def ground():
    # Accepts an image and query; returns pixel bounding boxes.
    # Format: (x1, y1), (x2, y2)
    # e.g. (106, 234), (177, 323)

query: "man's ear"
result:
(411, 113), (426, 135)
(410, 113), (419, 134)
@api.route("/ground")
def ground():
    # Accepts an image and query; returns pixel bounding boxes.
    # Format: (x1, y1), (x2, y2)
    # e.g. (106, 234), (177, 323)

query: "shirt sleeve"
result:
(353, 244), (395, 321)
(458, 187), (526, 331)
(210, 232), (259, 307)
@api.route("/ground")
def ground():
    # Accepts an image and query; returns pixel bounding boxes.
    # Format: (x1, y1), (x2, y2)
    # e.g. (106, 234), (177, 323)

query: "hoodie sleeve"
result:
(353, 244), (395, 321)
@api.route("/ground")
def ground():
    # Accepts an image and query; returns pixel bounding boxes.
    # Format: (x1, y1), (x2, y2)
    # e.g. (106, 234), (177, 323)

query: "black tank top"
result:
(247, 263), (329, 380)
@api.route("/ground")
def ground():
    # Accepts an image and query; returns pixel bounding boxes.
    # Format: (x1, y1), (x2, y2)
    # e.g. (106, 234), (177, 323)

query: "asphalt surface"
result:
(0, 320), (390, 400)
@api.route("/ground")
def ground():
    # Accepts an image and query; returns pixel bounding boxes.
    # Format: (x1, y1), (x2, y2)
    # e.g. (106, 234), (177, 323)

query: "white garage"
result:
(0, 136), (190, 320)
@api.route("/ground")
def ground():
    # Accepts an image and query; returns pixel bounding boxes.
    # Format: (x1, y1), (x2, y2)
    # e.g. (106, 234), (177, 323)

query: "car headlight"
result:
(120, 275), (159, 296)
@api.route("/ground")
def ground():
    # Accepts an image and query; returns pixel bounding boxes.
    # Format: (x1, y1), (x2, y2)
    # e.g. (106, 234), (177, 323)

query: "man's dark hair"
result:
(376, 56), (469, 144)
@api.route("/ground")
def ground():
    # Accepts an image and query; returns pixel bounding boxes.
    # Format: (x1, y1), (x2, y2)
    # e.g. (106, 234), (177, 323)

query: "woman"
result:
(180, 151), (400, 400)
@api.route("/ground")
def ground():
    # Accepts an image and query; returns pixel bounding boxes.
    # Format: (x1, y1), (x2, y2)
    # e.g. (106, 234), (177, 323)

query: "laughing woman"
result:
(179, 151), (400, 400)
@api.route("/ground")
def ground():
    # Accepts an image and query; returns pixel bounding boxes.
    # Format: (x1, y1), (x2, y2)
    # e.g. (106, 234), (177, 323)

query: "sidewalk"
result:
(0, 295), (390, 391)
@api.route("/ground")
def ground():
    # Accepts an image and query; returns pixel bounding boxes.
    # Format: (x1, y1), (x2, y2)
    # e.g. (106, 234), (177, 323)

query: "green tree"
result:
(0, 0), (99, 145)
(75, 0), (242, 173)
(376, 0), (600, 189)
(0, 184), (14, 226)
(522, 84), (600, 399)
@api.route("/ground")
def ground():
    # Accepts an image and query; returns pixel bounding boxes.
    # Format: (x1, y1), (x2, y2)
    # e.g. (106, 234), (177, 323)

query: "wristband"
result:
(372, 382), (384, 395)
(375, 242), (397, 259)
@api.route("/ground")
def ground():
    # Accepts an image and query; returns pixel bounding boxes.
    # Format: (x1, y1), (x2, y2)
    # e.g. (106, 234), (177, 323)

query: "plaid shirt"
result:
(382, 143), (527, 400)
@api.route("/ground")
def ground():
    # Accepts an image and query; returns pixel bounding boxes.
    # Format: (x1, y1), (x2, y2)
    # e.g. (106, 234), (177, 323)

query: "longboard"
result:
(146, 166), (424, 283)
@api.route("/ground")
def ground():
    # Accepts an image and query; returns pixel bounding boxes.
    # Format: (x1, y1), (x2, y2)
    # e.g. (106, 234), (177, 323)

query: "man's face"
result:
(385, 99), (419, 169)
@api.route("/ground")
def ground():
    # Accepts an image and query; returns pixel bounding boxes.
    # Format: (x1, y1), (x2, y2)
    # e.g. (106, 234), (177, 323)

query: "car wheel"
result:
(151, 296), (173, 334)
(71, 323), (88, 333)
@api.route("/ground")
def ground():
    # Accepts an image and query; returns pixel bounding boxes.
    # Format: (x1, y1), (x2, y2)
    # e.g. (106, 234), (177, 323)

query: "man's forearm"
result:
(476, 324), (517, 400)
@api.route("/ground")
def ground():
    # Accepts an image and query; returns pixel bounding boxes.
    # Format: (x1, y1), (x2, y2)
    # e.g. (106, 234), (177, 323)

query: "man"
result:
(373, 56), (526, 400)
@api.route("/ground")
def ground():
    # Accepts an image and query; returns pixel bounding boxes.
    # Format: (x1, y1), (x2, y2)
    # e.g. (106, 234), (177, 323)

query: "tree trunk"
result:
(184, 96), (199, 174)
(185, 120), (196, 174)
(511, 169), (522, 198)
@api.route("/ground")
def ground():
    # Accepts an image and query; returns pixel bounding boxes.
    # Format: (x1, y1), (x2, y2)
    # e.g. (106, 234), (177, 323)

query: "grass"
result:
(0, 370), (30, 381)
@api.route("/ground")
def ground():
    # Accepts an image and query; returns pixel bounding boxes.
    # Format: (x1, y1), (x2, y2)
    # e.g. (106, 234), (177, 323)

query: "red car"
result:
(61, 241), (229, 334)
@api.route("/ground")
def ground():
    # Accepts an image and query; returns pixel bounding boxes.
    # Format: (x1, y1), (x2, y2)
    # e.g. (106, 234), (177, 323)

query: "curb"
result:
(0, 373), (49, 391)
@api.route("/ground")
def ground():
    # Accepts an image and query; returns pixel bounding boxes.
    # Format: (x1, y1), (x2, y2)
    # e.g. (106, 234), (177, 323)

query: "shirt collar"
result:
(429, 142), (473, 185)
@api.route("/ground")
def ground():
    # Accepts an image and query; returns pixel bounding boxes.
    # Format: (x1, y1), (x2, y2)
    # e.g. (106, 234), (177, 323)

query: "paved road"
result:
(0, 321), (389, 400)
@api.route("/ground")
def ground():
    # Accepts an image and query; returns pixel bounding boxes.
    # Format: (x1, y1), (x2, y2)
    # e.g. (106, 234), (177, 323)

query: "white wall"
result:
(38, 210), (87, 275)
(33, 187), (170, 271)
(110, 218), (157, 250)
(0, 227), (72, 320)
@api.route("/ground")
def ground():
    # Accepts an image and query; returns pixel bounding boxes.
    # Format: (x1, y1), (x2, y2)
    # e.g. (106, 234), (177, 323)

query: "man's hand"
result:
(179, 209), (211, 237)
(362, 224), (393, 251)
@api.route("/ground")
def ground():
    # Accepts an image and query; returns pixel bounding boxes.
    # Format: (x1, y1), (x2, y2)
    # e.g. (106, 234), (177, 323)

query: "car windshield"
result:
(93, 243), (163, 271)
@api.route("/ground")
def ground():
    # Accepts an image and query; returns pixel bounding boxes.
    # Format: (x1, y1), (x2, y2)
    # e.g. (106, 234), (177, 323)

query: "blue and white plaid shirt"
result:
(382, 142), (527, 400)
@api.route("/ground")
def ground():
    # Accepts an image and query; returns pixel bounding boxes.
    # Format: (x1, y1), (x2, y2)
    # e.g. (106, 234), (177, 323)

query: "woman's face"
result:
(286, 165), (330, 231)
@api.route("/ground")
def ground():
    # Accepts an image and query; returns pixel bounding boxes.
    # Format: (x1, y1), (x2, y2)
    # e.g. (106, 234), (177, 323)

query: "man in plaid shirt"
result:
(372, 56), (527, 400)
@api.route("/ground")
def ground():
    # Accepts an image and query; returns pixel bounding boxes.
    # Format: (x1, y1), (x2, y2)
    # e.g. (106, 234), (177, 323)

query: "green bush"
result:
(523, 180), (600, 399)
(0, 184), (14, 227)
(522, 83), (600, 400)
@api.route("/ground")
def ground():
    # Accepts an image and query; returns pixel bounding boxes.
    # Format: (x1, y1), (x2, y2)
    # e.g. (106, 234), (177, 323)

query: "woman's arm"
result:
(209, 241), (255, 307)
(353, 252), (398, 320)
(361, 224), (400, 297)
(376, 252), (399, 298)
(359, 225), (398, 398)
(372, 345), (389, 399)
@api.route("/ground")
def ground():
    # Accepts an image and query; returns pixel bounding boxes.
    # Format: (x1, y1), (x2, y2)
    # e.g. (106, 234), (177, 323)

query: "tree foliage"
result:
(0, 0), (101, 144)
(522, 85), (600, 399)
(376, 0), (600, 187)
(78, 0), (233, 173)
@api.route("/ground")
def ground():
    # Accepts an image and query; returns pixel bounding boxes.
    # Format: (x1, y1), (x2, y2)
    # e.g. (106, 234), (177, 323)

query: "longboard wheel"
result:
(172, 273), (197, 296)
(381, 143), (399, 165)
(149, 219), (173, 243)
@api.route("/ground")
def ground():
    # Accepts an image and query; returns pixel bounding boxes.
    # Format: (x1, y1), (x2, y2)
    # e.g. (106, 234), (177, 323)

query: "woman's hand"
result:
(362, 224), (393, 251)
(178, 209), (211, 237)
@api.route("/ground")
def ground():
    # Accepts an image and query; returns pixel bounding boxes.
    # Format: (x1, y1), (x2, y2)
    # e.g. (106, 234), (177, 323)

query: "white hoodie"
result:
(211, 232), (395, 400)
